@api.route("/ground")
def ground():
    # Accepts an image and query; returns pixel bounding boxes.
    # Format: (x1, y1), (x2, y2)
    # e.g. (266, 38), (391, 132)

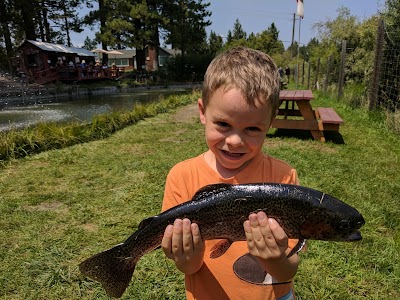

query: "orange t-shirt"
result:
(162, 152), (299, 300)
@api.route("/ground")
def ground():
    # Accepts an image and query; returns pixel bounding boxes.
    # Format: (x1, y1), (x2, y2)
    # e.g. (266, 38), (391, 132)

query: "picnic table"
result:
(271, 89), (343, 142)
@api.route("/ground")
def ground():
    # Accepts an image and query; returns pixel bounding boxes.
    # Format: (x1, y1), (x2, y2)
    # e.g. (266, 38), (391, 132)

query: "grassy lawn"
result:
(0, 92), (399, 299)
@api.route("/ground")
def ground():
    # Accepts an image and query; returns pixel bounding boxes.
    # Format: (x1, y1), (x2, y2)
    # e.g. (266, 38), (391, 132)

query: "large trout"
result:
(79, 183), (365, 297)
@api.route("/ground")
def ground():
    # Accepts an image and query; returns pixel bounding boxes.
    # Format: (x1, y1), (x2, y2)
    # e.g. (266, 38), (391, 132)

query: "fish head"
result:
(299, 197), (365, 242)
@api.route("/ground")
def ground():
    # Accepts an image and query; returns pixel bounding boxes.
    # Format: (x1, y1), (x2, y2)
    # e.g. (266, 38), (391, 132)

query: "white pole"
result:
(296, 16), (301, 88)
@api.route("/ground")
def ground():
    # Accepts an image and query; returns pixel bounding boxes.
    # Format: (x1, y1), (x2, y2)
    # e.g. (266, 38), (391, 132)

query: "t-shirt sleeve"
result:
(162, 170), (181, 212)
(162, 162), (192, 212)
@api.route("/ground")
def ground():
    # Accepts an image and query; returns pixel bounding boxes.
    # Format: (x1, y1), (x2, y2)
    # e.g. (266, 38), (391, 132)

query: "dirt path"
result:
(172, 102), (199, 123)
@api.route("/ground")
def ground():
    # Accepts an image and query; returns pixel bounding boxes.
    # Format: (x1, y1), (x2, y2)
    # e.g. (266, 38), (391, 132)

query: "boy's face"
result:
(198, 87), (273, 174)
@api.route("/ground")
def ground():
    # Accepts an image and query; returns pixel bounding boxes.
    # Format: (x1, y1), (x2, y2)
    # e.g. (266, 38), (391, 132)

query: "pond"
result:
(0, 87), (194, 132)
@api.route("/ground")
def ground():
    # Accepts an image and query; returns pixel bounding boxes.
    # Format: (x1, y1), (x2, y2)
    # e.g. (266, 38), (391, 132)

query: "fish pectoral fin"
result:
(209, 239), (233, 259)
(287, 238), (307, 258)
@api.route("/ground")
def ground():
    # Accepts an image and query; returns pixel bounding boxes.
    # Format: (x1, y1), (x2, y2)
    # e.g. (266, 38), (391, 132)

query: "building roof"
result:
(23, 40), (96, 57)
(162, 48), (182, 56)
(113, 50), (137, 59)
(106, 48), (180, 59)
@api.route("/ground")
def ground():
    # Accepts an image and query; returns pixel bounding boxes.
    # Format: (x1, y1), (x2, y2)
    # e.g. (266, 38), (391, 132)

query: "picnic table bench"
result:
(271, 90), (343, 142)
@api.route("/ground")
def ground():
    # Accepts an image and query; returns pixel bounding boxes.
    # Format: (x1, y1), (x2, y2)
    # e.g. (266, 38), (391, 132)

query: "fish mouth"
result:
(345, 231), (363, 241)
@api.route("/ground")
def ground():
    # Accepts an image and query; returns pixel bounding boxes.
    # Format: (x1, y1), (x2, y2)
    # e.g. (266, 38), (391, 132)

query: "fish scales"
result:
(79, 183), (365, 298)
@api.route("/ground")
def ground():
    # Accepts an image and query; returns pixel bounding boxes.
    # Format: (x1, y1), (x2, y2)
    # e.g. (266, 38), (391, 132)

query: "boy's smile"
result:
(199, 87), (273, 177)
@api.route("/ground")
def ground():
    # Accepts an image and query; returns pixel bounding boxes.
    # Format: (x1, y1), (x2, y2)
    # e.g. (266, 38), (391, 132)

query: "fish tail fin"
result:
(79, 244), (136, 298)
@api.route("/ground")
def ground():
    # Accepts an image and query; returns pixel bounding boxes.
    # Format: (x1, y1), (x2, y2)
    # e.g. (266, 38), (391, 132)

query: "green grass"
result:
(0, 92), (399, 299)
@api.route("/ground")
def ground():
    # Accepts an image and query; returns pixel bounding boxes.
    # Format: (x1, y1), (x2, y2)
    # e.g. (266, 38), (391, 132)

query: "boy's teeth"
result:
(224, 151), (241, 157)
(229, 153), (241, 157)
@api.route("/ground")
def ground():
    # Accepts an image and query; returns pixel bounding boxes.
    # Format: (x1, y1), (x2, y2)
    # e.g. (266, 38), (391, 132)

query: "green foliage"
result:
(83, 36), (98, 50)
(310, 7), (378, 84)
(379, 0), (400, 110)
(219, 19), (284, 56)
(232, 18), (247, 40)
(208, 30), (223, 54)
(163, 0), (212, 55)
(164, 52), (213, 82)
(247, 23), (284, 55)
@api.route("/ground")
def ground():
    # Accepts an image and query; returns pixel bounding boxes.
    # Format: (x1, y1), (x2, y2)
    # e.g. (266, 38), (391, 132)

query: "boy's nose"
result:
(226, 133), (244, 147)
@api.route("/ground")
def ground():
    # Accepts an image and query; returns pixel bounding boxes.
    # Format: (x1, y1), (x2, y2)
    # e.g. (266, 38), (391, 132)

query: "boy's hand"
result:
(243, 211), (288, 260)
(161, 218), (205, 275)
(243, 211), (299, 282)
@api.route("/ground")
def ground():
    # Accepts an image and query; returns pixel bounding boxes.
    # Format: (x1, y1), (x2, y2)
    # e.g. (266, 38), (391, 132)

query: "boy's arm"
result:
(161, 170), (205, 275)
(243, 212), (299, 282)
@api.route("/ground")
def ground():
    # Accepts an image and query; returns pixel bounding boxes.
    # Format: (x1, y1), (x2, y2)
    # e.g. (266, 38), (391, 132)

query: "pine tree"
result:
(232, 18), (246, 40)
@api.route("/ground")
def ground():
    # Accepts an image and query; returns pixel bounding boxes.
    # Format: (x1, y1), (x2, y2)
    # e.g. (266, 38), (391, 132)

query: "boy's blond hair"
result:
(202, 47), (280, 118)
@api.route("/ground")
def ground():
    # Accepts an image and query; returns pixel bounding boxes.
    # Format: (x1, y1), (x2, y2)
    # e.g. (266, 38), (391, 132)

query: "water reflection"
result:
(0, 89), (190, 131)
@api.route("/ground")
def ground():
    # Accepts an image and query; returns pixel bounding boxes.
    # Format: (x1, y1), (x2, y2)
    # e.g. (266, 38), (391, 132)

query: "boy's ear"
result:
(198, 98), (206, 125)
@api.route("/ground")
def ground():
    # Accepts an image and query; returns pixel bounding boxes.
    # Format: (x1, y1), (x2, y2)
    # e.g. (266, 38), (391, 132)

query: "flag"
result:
(296, 0), (304, 18)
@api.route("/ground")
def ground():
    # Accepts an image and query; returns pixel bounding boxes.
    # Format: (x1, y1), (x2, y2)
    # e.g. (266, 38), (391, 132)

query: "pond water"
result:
(0, 87), (193, 132)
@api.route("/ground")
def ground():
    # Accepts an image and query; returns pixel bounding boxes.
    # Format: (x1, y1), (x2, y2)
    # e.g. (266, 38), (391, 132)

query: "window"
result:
(108, 58), (129, 67)
(158, 55), (170, 67)
(26, 54), (37, 66)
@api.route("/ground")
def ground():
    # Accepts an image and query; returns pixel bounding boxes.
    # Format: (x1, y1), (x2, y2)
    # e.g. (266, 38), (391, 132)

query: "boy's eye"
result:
(216, 121), (230, 128)
(247, 127), (261, 132)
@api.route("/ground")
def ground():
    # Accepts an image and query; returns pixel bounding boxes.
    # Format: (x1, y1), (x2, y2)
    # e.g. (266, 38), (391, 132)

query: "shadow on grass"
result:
(267, 129), (345, 144)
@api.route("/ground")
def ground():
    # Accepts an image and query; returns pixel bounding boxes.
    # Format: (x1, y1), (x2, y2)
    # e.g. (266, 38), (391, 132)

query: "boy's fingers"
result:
(256, 212), (276, 246)
(191, 223), (203, 252)
(249, 213), (272, 251)
(244, 219), (258, 253)
(182, 218), (193, 253)
(161, 225), (174, 258)
(171, 219), (183, 256)
(268, 218), (288, 248)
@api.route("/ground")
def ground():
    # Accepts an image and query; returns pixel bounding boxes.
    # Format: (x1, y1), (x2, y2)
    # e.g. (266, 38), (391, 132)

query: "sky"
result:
(71, 0), (383, 49)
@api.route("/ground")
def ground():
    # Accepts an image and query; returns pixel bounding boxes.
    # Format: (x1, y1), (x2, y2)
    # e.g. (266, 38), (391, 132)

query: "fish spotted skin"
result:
(79, 183), (365, 298)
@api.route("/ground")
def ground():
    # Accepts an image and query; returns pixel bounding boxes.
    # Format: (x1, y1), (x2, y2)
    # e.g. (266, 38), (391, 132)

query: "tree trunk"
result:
(99, 0), (109, 64)
(0, 0), (14, 74)
(19, 0), (37, 40)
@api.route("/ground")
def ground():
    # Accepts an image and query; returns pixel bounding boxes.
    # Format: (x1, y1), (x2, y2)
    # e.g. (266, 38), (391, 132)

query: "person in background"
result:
(56, 59), (64, 68)
(278, 67), (284, 89)
(278, 66), (284, 78)
(285, 66), (291, 84)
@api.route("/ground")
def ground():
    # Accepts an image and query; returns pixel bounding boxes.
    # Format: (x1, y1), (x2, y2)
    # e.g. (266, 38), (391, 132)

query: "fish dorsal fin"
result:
(138, 216), (157, 229)
(191, 183), (232, 201)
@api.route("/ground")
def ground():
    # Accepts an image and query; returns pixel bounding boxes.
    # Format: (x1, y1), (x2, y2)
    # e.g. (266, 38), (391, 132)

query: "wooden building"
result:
(17, 40), (180, 85)
(17, 40), (99, 84)
(105, 47), (181, 72)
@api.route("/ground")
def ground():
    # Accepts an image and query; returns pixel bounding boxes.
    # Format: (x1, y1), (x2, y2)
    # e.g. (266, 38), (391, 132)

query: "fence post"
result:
(314, 57), (320, 89)
(338, 40), (347, 99)
(324, 55), (332, 93)
(368, 18), (385, 110)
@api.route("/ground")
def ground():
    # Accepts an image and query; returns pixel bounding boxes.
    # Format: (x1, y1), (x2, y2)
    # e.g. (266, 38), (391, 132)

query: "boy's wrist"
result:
(257, 251), (299, 282)
(176, 259), (204, 275)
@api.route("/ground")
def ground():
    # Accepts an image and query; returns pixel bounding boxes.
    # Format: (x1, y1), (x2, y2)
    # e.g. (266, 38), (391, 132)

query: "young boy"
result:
(161, 47), (300, 300)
